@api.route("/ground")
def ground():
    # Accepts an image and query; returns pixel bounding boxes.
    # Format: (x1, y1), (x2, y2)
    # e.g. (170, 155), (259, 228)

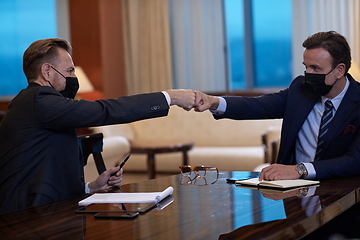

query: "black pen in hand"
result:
(111, 154), (131, 176)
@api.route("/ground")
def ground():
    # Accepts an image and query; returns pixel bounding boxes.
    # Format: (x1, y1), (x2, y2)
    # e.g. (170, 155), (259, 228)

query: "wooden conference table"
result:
(1, 171), (360, 240)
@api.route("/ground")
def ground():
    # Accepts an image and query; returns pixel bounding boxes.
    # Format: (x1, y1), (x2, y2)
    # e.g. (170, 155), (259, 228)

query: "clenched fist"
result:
(166, 89), (196, 110)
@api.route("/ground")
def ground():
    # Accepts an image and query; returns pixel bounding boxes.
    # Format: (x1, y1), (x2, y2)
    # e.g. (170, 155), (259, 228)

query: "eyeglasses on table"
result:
(179, 165), (219, 185)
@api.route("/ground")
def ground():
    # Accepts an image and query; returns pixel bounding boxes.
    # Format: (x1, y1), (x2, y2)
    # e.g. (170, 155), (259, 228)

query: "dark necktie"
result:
(314, 100), (334, 161)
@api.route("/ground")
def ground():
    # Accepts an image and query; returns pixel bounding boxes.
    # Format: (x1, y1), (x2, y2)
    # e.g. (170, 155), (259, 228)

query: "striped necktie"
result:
(314, 100), (334, 161)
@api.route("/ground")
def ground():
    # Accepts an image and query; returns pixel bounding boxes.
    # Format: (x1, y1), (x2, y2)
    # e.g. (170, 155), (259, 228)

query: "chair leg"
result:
(147, 154), (156, 179)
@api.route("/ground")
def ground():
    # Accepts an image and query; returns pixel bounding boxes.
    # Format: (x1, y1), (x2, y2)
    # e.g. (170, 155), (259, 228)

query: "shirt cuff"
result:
(161, 91), (171, 106)
(210, 97), (226, 114)
(85, 182), (91, 194)
(303, 163), (316, 179)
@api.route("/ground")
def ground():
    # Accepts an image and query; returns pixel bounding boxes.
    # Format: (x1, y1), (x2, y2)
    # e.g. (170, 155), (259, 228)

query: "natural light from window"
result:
(224, 0), (292, 89)
(0, 0), (57, 97)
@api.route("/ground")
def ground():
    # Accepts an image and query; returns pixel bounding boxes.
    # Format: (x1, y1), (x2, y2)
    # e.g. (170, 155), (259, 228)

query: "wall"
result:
(68, 0), (127, 99)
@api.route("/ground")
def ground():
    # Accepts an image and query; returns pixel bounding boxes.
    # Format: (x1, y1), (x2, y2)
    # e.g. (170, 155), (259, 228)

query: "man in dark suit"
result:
(194, 31), (360, 181)
(0, 38), (195, 213)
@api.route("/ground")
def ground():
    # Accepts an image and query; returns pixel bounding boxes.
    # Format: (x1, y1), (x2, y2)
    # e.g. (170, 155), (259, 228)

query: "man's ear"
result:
(41, 63), (52, 81)
(336, 63), (346, 78)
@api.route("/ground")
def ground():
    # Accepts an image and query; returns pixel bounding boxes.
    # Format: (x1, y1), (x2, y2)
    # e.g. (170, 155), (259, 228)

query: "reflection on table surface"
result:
(0, 171), (360, 240)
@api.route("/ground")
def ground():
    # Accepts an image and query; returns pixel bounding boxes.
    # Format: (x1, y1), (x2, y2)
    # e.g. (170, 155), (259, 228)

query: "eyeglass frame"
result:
(179, 165), (219, 184)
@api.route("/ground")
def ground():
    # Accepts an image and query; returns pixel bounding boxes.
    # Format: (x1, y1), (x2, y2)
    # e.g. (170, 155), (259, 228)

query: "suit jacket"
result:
(216, 73), (360, 180)
(0, 83), (169, 213)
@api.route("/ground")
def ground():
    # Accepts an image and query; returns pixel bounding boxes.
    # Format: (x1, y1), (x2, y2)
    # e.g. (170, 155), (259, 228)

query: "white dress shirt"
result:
(162, 91), (171, 105)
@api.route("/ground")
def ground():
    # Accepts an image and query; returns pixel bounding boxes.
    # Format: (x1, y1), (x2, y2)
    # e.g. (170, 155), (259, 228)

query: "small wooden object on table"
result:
(130, 141), (194, 179)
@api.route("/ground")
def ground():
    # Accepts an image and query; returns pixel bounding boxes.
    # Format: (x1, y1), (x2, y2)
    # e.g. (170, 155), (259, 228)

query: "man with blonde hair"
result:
(0, 38), (195, 213)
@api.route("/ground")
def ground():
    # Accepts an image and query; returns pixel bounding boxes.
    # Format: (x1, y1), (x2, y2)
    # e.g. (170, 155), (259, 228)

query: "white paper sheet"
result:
(78, 186), (174, 206)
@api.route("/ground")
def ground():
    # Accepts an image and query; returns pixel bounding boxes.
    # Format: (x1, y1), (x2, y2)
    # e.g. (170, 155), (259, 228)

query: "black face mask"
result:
(59, 77), (79, 99)
(50, 66), (79, 99)
(304, 68), (338, 96)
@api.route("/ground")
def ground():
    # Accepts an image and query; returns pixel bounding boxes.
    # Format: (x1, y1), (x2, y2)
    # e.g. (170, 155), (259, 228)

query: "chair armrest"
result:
(77, 133), (107, 175)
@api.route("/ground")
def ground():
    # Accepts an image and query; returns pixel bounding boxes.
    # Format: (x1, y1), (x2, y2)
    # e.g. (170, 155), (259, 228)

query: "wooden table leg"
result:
(147, 153), (156, 179)
(131, 142), (193, 180)
(182, 150), (189, 166)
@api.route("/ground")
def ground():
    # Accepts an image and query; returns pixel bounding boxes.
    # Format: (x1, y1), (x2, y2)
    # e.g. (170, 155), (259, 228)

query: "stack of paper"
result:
(79, 186), (174, 206)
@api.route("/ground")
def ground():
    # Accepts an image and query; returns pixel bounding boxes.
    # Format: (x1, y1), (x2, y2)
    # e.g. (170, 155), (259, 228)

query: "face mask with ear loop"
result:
(50, 66), (79, 99)
(304, 67), (339, 96)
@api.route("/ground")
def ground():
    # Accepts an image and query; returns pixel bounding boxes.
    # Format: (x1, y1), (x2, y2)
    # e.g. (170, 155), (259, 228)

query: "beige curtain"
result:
(168, 0), (226, 92)
(349, 0), (360, 67)
(292, 0), (360, 78)
(121, 0), (173, 95)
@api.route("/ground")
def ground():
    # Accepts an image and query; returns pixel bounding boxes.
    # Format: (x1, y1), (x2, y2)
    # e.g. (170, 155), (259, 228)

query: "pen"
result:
(112, 154), (131, 176)
(119, 154), (131, 169)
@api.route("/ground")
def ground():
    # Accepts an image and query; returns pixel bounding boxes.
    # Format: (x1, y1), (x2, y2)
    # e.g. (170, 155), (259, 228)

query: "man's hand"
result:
(259, 164), (300, 181)
(165, 89), (196, 110)
(88, 166), (123, 192)
(194, 91), (220, 112)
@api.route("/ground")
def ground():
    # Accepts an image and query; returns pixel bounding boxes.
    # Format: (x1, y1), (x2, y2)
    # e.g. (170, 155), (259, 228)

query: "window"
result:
(223, 0), (245, 89)
(0, 0), (57, 97)
(224, 0), (292, 89)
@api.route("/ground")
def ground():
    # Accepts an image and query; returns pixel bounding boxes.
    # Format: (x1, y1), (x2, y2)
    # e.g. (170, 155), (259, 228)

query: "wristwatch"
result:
(295, 163), (308, 179)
